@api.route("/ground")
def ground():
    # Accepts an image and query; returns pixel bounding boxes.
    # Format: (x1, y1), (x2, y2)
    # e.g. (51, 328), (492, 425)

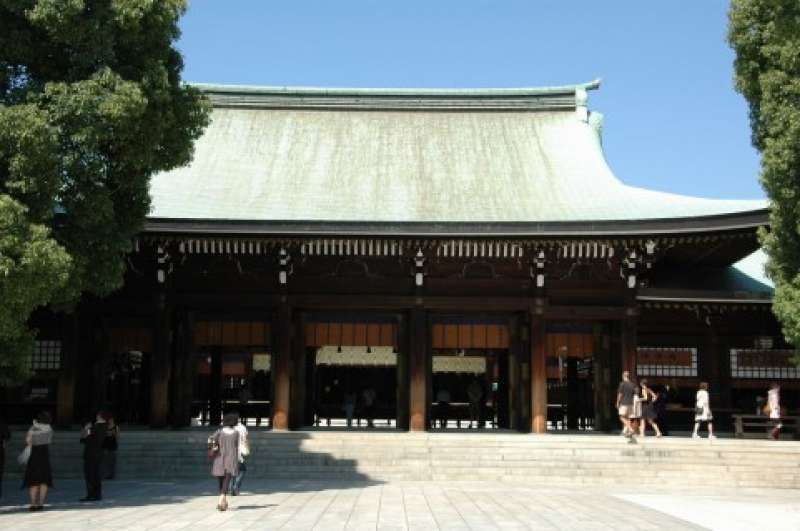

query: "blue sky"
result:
(178, 0), (762, 200)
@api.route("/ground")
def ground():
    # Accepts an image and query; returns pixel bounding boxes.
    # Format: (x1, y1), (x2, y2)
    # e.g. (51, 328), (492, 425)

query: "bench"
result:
(733, 414), (800, 439)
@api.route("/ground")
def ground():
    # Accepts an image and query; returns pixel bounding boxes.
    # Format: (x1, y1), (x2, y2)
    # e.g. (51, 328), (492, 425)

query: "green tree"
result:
(0, 0), (209, 383)
(729, 1), (800, 351)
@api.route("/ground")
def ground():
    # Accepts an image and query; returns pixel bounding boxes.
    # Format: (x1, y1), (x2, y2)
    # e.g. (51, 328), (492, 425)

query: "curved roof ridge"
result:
(190, 79), (602, 98)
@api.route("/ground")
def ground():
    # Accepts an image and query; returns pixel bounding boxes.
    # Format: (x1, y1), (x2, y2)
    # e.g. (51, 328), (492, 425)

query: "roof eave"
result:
(142, 208), (769, 238)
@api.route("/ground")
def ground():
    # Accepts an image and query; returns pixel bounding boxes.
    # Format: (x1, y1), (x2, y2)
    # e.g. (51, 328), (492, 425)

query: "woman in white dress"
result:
(692, 382), (716, 439)
(767, 383), (782, 440)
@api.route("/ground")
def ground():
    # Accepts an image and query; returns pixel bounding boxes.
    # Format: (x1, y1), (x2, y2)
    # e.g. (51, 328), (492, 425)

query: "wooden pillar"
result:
(272, 302), (292, 431)
(621, 313), (638, 374)
(703, 317), (731, 411)
(90, 318), (110, 415)
(396, 314), (410, 430)
(508, 315), (521, 431)
(150, 291), (171, 428)
(409, 306), (427, 431)
(289, 312), (306, 429)
(170, 310), (195, 427)
(530, 314), (547, 434)
(56, 312), (79, 427)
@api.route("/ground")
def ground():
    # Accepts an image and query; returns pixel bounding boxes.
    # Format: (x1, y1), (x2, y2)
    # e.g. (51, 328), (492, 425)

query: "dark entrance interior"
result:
(429, 317), (520, 430)
(192, 319), (273, 426)
(301, 317), (403, 429)
(546, 322), (599, 430)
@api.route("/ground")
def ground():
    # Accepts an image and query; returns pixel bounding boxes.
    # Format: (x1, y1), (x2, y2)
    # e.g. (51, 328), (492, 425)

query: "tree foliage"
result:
(729, 0), (800, 349)
(0, 0), (209, 383)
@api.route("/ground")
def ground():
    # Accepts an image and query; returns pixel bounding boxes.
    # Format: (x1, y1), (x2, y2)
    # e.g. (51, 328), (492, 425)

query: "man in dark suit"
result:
(80, 411), (108, 501)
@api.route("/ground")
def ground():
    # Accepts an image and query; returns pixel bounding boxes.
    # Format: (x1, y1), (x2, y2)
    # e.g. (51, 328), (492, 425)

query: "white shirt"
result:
(234, 422), (249, 461)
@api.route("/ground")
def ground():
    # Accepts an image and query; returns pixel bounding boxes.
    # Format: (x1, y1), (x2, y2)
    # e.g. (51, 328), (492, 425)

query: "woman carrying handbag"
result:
(209, 412), (240, 511)
(22, 411), (54, 511)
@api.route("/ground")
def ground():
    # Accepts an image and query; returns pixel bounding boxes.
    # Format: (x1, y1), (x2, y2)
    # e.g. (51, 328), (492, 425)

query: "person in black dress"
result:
(80, 411), (108, 502)
(23, 411), (54, 511)
(0, 415), (10, 500)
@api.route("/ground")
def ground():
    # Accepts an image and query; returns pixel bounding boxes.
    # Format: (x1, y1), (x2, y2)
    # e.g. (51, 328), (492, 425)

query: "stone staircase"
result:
(5, 430), (799, 488)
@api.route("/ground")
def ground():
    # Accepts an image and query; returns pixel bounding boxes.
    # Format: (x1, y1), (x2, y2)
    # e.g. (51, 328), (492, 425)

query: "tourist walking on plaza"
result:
(0, 414), (9, 500)
(767, 383), (782, 440)
(638, 379), (663, 437)
(103, 415), (120, 480)
(229, 414), (249, 496)
(616, 371), (636, 442)
(630, 382), (643, 434)
(22, 411), (53, 511)
(692, 382), (716, 439)
(80, 411), (108, 501)
(210, 412), (240, 511)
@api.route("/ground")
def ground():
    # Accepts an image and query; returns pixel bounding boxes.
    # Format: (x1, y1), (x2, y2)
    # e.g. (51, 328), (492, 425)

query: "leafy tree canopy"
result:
(0, 0), (209, 383)
(729, 0), (800, 348)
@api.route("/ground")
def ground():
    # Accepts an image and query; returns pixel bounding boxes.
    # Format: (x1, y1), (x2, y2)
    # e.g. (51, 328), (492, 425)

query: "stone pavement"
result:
(1, 479), (799, 530)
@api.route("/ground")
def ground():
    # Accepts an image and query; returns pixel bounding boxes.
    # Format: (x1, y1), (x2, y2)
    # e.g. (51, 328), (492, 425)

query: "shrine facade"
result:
(5, 81), (790, 432)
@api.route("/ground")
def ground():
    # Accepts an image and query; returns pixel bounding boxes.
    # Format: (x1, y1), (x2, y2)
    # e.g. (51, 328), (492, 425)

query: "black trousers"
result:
(84, 455), (103, 499)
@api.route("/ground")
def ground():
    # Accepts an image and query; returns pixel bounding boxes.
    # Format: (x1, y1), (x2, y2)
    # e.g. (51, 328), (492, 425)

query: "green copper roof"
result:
(149, 82), (766, 224)
(733, 249), (773, 291)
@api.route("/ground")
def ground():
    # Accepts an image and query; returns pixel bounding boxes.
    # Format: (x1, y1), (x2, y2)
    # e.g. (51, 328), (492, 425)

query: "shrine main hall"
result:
(8, 80), (792, 433)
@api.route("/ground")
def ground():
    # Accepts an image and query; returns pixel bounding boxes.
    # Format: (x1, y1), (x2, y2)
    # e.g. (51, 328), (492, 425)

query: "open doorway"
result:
(191, 319), (272, 427)
(302, 318), (402, 429)
(545, 322), (600, 431)
(429, 318), (518, 430)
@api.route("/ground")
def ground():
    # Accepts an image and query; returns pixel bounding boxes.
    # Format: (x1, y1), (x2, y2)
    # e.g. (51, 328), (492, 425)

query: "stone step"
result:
(6, 430), (800, 488)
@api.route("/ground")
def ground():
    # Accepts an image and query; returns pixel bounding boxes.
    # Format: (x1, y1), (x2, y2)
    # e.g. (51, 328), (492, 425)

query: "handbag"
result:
(17, 445), (31, 466)
(207, 430), (220, 460)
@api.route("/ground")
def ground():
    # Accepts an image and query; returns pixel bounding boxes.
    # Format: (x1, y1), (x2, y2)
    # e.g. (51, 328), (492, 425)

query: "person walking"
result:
(638, 379), (663, 437)
(210, 412), (240, 511)
(467, 378), (483, 429)
(80, 411), (108, 501)
(229, 415), (249, 496)
(630, 382), (643, 435)
(435, 387), (451, 429)
(361, 387), (377, 428)
(103, 416), (120, 480)
(616, 371), (636, 442)
(767, 383), (782, 440)
(22, 411), (53, 511)
(692, 382), (716, 439)
(0, 414), (9, 500)
(343, 391), (356, 428)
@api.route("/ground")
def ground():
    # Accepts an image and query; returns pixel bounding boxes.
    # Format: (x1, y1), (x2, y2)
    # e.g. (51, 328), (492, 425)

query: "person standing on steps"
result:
(22, 411), (53, 511)
(615, 371), (636, 442)
(692, 382), (716, 440)
(80, 410), (108, 502)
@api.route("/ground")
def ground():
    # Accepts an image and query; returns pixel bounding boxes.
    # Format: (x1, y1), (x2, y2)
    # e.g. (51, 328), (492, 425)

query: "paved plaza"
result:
(1, 479), (799, 530)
